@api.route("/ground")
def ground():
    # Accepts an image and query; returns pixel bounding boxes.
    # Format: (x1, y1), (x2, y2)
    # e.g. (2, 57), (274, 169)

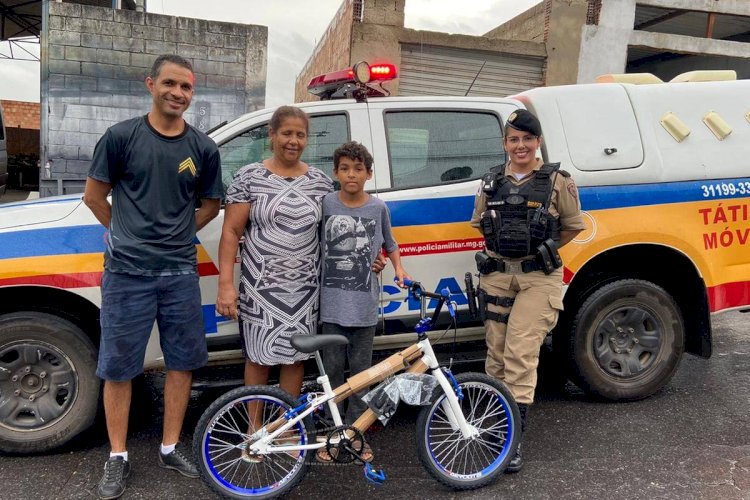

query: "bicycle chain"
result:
(305, 421), (369, 466)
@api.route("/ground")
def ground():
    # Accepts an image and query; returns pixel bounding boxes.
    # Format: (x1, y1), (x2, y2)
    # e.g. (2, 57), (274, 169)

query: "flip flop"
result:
(347, 432), (374, 464)
(358, 442), (374, 464)
(274, 433), (302, 459)
(316, 446), (338, 463)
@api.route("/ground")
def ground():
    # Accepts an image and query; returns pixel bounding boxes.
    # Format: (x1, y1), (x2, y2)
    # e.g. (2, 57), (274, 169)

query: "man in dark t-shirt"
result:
(83, 54), (222, 500)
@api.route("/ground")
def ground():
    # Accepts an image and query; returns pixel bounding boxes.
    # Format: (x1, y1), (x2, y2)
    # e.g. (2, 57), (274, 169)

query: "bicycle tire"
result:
(415, 372), (520, 490)
(193, 385), (314, 499)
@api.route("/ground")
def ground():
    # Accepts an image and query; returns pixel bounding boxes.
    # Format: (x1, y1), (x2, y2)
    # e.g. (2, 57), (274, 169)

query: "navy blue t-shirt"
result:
(88, 115), (223, 275)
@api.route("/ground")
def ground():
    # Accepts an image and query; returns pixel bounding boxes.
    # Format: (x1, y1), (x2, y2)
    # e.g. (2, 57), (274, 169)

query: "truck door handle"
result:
(604, 148), (618, 155)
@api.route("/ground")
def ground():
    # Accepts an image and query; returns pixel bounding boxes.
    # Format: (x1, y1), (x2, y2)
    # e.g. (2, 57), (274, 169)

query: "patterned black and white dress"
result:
(225, 163), (333, 365)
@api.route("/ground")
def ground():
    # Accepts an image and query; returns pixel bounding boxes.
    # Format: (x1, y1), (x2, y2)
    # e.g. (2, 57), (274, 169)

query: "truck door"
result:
(365, 99), (521, 331)
(204, 107), (357, 342)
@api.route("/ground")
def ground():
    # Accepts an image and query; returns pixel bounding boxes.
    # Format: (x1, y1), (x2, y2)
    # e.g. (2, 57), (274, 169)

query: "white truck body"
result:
(2, 74), (749, 453)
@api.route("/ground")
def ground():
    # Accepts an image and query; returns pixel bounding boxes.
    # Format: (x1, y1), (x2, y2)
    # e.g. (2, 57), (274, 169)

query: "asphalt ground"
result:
(1, 311), (748, 500)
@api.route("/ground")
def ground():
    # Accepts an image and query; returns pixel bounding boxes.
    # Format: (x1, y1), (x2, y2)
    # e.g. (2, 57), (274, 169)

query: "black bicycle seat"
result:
(290, 334), (349, 353)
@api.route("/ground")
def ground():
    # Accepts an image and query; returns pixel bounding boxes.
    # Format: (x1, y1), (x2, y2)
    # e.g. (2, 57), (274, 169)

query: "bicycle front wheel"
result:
(193, 385), (314, 499)
(416, 372), (520, 490)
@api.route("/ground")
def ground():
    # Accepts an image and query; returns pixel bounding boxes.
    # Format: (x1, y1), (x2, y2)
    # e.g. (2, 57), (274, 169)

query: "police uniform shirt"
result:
(470, 158), (586, 263)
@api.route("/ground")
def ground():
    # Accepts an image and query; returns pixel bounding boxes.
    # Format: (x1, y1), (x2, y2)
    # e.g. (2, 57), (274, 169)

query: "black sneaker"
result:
(97, 456), (131, 500)
(158, 443), (199, 478)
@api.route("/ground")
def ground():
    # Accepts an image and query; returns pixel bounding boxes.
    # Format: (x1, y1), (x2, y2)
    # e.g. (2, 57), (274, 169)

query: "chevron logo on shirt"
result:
(178, 157), (197, 176)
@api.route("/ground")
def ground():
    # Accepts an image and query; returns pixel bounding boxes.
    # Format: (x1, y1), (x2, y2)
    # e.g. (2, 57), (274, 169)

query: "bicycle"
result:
(193, 278), (520, 499)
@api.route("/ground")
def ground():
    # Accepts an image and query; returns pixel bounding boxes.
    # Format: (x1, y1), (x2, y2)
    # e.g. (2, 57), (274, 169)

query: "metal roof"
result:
(1, 0), (42, 40)
(0, 0), (42, 61)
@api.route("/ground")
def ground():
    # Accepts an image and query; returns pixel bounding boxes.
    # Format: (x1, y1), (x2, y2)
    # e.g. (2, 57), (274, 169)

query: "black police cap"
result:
(506, 109), (542, 137)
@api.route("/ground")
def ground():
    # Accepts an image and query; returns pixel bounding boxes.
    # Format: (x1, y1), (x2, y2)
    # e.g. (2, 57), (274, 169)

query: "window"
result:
(301, 114), (349, 178)
(385, 111), (505, 189)
(218, 125), (271, 189)
(217, 113), (349, 191)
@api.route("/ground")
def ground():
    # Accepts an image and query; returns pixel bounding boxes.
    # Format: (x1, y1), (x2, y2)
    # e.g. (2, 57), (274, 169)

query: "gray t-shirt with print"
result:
(320, 193), (398, 327)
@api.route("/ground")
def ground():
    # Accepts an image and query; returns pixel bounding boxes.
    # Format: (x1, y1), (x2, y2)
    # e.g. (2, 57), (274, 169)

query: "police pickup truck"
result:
(2, 63), (749, 453)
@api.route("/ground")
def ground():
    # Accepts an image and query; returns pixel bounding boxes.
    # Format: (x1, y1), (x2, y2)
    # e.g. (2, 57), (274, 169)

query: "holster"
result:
(535, 238), (563, 275)
(475, 251), (496, 274)
(477, 287), (514, 324)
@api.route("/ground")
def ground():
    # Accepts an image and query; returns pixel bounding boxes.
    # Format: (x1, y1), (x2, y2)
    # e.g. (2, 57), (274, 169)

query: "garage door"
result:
(399, 44), (545, 97)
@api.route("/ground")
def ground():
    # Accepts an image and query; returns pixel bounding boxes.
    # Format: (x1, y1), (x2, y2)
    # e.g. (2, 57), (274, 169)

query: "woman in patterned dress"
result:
(216, 106), (330, 396)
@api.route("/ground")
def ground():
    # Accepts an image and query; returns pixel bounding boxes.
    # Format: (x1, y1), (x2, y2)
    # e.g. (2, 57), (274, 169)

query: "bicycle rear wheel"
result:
(193, 385), (314, 499)
(416, 372), (519, 490)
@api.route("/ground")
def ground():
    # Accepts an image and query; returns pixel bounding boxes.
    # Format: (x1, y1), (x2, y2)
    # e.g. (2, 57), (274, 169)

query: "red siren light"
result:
(307, 61), (398, 100)
(369, 63), (397, 80)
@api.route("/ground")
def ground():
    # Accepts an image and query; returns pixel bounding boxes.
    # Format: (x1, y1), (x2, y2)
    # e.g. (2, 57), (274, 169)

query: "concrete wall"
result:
(361, 0), (405, 26)
(295, 0), (546, 102)
(629, 30), (750, 59)
(294, 0), (407, 103)
(628, 37), (750, 80)
(348, 25), (544, 98)
(42, 2), (268, 197)
(638, 0), (750, 16)
(577, 0), (635, 83)
(484, 2), (544, 42)
(294, 0), (354, 103)
(544, 0), (589, 85)
(577, 0), (750, 83)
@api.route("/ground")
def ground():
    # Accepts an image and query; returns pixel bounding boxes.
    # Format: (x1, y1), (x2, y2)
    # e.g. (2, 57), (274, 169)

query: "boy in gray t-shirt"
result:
(317, 142), (409, 462)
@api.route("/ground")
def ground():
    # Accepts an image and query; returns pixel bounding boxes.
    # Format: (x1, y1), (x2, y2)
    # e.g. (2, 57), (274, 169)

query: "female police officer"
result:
(470, 109), (585, 472)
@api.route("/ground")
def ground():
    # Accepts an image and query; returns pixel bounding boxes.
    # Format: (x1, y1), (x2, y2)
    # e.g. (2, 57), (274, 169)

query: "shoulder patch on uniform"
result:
(567, 180), (578, 199)
(559, 169), (571, 177)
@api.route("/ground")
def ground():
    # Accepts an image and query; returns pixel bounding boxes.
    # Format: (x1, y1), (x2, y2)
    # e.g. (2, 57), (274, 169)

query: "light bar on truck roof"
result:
(307, 61), (398, 100)
(368, 63), (397, 81)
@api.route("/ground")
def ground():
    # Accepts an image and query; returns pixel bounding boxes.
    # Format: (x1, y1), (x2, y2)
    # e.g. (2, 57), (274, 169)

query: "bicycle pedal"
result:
(363, 463), (386, 485)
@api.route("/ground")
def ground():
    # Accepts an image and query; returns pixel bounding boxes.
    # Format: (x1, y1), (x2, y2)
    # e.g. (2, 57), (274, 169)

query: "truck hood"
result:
(0, 194), (85, 230)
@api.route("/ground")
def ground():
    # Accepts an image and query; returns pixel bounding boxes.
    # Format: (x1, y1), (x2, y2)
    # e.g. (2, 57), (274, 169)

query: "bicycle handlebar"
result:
(394, 278), (456, 319)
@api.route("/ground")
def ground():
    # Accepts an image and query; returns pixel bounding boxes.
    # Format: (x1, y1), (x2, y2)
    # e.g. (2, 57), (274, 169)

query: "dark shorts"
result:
(96, 271), (208, 381)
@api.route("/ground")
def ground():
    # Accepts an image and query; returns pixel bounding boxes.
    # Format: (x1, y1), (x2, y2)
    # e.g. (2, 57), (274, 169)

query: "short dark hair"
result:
(150, 54), (193, 80)
(269, 106), (309, 134)
(333, 141), (373, 172)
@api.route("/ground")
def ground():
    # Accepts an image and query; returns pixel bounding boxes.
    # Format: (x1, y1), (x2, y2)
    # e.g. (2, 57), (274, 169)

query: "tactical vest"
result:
(479, 163), (561, 258)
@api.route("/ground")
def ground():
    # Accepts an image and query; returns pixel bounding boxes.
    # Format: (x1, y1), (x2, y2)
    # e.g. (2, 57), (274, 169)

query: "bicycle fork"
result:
(419, 339), (480, 440)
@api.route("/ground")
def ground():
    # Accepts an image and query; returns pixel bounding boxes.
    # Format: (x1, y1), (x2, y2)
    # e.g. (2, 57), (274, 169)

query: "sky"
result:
(0, 0), (541, 106)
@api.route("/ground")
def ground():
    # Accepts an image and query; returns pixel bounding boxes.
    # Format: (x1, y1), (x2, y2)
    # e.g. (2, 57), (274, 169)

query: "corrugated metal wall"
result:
(398, 44), (545, 97)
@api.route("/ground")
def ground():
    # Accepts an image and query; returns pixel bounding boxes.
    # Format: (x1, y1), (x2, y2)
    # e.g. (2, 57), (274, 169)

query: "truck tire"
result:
(0, 312), (99, 454)
(570, 280), (684, 401)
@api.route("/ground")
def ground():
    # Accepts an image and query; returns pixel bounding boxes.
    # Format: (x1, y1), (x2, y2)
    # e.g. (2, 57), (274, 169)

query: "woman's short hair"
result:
(269, 106), (309, 134)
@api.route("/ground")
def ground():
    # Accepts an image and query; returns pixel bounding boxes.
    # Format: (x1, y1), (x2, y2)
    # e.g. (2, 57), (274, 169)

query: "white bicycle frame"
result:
(246, 335), (479, 456)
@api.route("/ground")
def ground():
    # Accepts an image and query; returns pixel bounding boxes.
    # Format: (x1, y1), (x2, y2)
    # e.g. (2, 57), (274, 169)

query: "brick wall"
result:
(294, 0), (354, 103)
(42, 2), (268, 197)
(1, 100), (41, 130)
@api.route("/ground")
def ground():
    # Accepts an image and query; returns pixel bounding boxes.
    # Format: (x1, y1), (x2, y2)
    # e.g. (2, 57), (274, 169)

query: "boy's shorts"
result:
(96, 271), (208, 381)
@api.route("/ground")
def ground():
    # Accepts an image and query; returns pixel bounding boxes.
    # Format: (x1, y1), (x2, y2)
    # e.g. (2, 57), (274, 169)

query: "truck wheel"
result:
(570, 280), (684, 401)
(0, 312), (99, 454)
